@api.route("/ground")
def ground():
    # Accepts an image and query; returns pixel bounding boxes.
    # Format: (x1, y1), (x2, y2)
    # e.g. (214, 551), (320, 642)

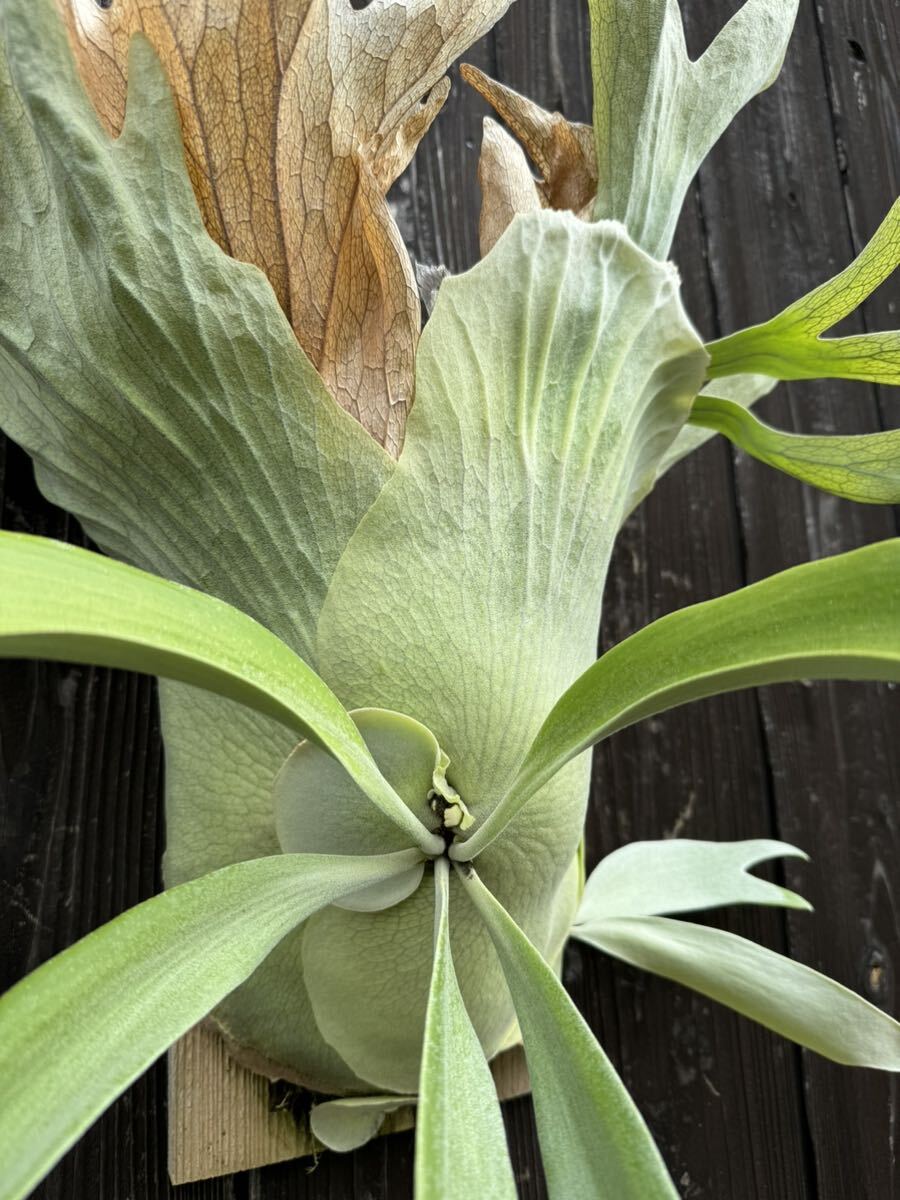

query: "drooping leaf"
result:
(458, 866), (678, 1200)
(312, 213), (707, 1084)
(707, 198), (900, 385)
(310, 1095), (417, 1154)
(581, 916), (900, 1070)
(689, 393), (900, 503)
(462, 64), (597, 255)
(588, 0), (799, 258)
(415, 859), (517, 1200)
(656, 374), (778, 483)
(0, 533), (442, 855)
(0, 848), (423, 1200)
(57, 0), (516, 450)
(456, 539), (900, 859)
(574, 839), (810, 929)
(0, 0), (392, 662)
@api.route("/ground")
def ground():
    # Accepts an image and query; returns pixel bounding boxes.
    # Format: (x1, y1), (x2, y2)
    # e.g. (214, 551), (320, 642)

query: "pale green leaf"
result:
(0, 534), (442, 855)
(589, 0), (799, 257)
(323, 868), (426, 916)
(319, 214), (707, 808)
(0, 849), (423, 1200)
(276, 708), (455, 910)
(310, 1096), (417, 1154)
(300, 847), (578, 1097)
(708, 198), (900, 384)
(690, 393), (900, 503)
(656, 374), (778, 483)
(574, 839), (810, 929)
(415, 859), (517, 1200)
(0, 0), (406, 1091)
(458, 866), (677, 1200)
(455, 539), (900, 859)
(583, 916), (900, 1070)
(0, 0), (392, 665)
(158, 685), (369, 1093)
(300, 870), (508, 1094)
(314, 212), (706, 1084)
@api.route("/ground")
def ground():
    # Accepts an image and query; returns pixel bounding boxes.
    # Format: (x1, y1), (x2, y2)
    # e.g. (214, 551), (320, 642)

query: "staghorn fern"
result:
(0, 1), (898, 1198)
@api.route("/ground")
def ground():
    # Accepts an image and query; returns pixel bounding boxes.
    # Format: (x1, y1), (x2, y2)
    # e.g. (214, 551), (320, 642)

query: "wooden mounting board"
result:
(168, 1025), (530, 1184)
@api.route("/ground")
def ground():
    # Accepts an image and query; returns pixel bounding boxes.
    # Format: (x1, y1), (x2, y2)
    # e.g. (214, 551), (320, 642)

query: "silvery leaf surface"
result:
(584, 917), (900, 1070)
(0, 0), (391, 661)
(311, 211), (707, 1088)
(468, 538), (900, 854)
(0, 531), (442, 1091)
(0, 847), (423, 1200)
(0, 534), (439, 853)
(276, 710), (444, 862)
(459, 866), (678, 1200)
(414, 859), (517, 1199)
(589, 0), (799, 258)
(0, 0), (402, 1089)
(162, 688), (369, 1092)
(574, 838), (810, 928)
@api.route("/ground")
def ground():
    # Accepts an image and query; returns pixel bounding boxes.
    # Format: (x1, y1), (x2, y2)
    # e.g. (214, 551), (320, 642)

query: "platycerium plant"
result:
(0, 0), (898, 1198)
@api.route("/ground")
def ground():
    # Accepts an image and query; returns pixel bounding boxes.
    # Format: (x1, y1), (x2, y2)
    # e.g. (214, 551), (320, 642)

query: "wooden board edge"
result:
(168, 1024), (530, 1184)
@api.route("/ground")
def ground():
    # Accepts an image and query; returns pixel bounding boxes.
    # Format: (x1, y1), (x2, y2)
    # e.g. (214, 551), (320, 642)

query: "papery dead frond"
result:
(58, 0), (514, 454)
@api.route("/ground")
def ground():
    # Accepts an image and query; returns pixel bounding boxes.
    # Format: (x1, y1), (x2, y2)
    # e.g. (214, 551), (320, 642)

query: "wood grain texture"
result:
(1, 2), (898, 1197)
(168, 1030), (528, 1184)
(169, 1025), (312, 1184)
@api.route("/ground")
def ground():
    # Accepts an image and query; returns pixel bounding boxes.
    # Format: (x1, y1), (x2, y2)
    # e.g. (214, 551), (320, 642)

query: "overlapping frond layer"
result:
(58, 0), (516, 450)
(1, 0), (392, 661)
(308, 213), (706, 1089)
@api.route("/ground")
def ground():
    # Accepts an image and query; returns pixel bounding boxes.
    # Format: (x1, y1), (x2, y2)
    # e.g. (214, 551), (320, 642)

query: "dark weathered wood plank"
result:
(1, 2), (897, 1197)
(687, 2), (900, 1198)
(578, 229), (812, 1199)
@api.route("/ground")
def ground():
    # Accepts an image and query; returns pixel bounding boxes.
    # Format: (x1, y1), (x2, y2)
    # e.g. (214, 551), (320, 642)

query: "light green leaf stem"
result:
(458, 866), (678, 1200)
(0, 534), (442, 855)
(415, 859), (517, 1200)
(456, 539), (900, 859)
(575, 839), (810, 927)
(690, 393), (900, 502)
(656, 374), (778, 484)
(708, 198), (900, 384)
(310, 1096), (417, 1154)
(580, 917), (900, 1070)
(589, 0), (799, 258)
(0, 849), (423, 1200)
